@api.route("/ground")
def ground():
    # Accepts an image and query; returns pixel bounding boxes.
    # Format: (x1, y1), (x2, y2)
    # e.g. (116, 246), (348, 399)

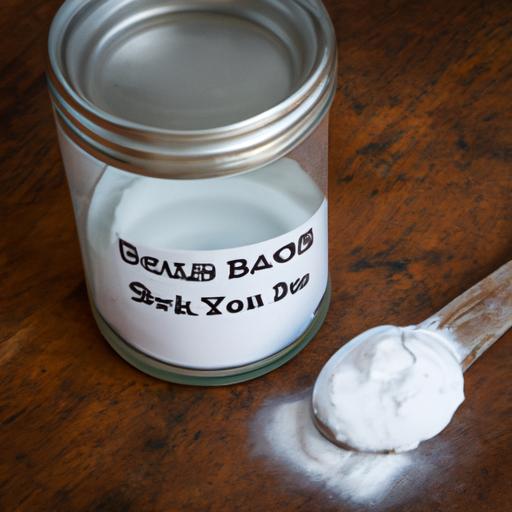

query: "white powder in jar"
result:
(84, 158), (329, 368)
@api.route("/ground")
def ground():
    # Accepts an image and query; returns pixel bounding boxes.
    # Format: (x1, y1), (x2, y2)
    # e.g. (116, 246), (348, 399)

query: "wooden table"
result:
(1, 0), (511, 510)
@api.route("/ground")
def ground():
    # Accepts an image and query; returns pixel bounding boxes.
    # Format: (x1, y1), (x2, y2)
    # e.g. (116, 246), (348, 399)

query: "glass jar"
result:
(47, 0), (337, 385)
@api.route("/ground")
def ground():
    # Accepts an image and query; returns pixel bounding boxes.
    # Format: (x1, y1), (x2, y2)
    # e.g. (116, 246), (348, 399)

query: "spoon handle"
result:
(420, 260), (512, 371)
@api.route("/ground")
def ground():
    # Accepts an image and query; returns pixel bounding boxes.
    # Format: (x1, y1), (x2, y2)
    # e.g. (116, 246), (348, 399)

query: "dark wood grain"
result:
(1, 0), (511, 511)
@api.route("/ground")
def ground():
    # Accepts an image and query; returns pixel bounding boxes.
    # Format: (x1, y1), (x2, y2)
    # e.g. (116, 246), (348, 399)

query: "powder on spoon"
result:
(313, 325), (465, 453)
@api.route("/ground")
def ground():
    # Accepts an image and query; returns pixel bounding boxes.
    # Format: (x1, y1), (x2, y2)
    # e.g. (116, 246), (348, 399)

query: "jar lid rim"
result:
(48, 0), (337, 178)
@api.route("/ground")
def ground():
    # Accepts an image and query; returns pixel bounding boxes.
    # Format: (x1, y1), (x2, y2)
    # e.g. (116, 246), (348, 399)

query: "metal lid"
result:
(48, 0), (337, 179)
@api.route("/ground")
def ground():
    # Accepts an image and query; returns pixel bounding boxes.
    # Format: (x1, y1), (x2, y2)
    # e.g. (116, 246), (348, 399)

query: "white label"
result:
(93, 200), (328, 369)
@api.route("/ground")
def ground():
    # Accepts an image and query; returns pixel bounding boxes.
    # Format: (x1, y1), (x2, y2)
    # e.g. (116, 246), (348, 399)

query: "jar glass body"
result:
(55, 114), (331, 384)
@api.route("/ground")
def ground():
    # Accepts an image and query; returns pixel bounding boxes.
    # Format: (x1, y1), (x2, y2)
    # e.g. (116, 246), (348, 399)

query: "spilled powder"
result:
(252, 391), (414, 504)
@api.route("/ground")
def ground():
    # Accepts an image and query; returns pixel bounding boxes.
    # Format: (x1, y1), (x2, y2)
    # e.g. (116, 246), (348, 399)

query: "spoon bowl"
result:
(311, 260), (512, 453)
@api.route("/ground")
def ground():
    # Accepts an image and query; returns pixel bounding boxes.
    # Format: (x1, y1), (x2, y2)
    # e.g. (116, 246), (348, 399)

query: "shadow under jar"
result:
(47, 0), (337, 385)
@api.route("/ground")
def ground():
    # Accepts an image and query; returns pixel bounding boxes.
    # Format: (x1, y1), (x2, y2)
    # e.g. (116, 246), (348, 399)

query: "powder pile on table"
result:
(253, 392), (414, 504)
